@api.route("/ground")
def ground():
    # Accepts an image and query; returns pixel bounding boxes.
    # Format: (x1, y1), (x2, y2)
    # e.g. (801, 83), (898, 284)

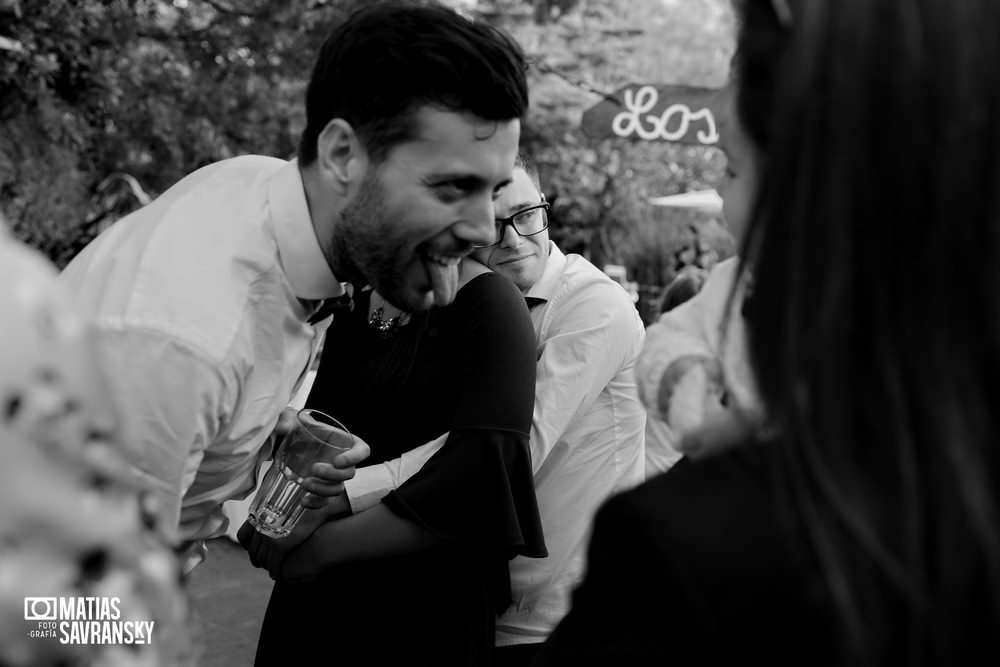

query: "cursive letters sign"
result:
(582, 84), (730, 146)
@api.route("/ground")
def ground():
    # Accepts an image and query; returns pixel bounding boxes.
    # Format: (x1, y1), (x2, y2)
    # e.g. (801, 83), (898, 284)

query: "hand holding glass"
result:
(248, 409), (353, 539)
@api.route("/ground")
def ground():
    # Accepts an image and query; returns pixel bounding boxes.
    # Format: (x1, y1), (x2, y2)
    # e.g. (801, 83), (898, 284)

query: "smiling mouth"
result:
(424, 251), (463, 267)
(497, 254), (533, 265)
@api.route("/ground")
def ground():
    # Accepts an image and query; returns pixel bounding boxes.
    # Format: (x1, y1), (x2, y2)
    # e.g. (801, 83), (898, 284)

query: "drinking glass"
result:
(247, 409), (353, 538)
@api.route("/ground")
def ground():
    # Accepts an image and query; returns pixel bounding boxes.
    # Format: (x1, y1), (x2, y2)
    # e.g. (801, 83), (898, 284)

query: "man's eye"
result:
(433, 180), (479, 202)
(430, 184), (465, 203)
(513, 209), (535, 224)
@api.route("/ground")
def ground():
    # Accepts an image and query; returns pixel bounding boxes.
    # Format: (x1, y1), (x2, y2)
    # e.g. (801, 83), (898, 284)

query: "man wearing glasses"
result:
(471, 157), (646, 666)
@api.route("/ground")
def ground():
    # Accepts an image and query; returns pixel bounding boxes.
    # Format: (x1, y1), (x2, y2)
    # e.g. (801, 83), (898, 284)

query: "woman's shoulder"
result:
(458, 257), (492, 288)
(611, 441), (784, 552)
(434, 263), (534, 349)
(450, 263), (525, 311)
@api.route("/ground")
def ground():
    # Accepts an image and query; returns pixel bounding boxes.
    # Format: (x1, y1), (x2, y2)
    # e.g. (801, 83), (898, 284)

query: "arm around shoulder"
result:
(528, 276), (644, 464)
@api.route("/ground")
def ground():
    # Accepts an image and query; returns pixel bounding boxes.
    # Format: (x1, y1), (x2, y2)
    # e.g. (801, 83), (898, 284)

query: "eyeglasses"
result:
(474, 201), (550, 248)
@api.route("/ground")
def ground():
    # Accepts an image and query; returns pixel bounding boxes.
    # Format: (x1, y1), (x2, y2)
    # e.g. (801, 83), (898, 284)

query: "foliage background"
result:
(0, 0), (735, 321)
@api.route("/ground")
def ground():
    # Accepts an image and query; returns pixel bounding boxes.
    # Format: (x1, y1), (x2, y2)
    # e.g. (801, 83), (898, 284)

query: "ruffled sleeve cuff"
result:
(382, 426), (547, 559)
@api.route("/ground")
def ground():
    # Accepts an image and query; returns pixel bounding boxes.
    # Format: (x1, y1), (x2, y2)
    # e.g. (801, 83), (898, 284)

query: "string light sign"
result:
(581, 84), (730, 146)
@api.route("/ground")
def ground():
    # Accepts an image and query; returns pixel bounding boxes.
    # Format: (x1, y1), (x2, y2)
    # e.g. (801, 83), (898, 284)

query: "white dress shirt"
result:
(345, 242), (647, 646)
(59, 156), (344, 543)
(636, 256), (761, 466)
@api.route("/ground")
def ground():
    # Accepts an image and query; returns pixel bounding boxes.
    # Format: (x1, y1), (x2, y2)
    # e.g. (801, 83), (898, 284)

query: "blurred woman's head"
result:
(658, 266), (709, 315)
(734, 0), (1000, 416)
(732, 0), (1000, 663)
(717, 92), (760, 247)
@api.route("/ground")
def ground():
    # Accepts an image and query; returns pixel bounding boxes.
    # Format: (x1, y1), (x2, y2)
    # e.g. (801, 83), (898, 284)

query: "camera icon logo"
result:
(24, 598), (58, 621)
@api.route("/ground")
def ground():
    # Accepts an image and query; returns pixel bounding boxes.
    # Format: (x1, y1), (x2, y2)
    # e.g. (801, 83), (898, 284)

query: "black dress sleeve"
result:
(382, 272), (547, 559)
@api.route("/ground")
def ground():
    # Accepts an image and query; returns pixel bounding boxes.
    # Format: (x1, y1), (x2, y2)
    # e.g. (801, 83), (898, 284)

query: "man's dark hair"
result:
(298, 1), (528, 165)
(514, 153), (542, 191)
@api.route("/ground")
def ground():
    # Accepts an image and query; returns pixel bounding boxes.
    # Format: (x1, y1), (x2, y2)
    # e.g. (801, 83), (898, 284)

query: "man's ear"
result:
(315, 118), (366, 194)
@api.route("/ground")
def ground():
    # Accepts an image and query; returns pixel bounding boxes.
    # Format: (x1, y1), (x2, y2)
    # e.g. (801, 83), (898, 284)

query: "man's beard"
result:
(327, 171), (412, 310)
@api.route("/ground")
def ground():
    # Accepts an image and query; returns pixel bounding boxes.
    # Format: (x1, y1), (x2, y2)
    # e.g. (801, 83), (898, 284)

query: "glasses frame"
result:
(475, 201), (550, 248)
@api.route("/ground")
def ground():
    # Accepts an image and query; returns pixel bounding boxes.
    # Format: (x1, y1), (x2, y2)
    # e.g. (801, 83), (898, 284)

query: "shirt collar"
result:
(524, 241), (565, 303)
(267, 159), (344, 300)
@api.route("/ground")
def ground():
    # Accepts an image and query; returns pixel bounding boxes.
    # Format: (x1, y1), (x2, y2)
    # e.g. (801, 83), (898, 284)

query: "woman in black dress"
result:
(252, 260), (545, 666)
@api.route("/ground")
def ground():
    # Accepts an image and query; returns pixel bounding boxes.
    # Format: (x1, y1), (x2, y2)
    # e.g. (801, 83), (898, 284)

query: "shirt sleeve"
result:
(345, 432), (448, 512)
(529, 276), (646, 471)
(382, 273), (546, 558)
(90, 327), (232, 542)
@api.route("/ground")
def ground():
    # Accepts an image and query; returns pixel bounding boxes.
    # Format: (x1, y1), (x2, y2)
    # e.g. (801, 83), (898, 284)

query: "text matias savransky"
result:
(24, 596), (155, 645)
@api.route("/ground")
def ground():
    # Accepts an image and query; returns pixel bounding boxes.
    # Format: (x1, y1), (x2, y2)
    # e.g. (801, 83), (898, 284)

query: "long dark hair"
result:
(734, 0), (1000, 663)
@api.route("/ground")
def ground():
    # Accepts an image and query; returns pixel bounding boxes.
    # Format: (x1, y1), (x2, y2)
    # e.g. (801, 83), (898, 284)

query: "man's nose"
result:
(455, 195), (496, 247)
(497, 222), (524, 249)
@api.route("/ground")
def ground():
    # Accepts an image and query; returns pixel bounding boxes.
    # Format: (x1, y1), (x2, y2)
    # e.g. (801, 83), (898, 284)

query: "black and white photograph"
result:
(2, 0), (999, 665)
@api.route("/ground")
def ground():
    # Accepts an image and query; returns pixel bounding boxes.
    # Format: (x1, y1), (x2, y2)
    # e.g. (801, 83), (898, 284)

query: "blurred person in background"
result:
(0, 219), (189, 666)
(638, 95), (762, 469)
(658, 265), (711, 315)
(642, 264), (712, 475)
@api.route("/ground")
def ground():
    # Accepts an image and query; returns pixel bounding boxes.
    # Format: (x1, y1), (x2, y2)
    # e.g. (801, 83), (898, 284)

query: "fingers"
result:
(300, 435), (369, 482)
(301, 462), (349, 500)
(303, 449), (360, 488)
(308, 461), (350, 482)
(299, 487), (340, 506)
(336, 436), (370, 467)
(298, 493), (351, 519)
